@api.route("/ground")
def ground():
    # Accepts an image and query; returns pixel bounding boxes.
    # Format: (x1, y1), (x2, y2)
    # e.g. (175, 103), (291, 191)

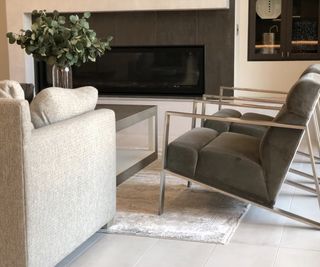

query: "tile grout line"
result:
(202, 244), (218, 267)
(58, 233), (105, 266)
(131, 238), (160, 267)
(272, 180), (297, 267)
(271, 246), (281, 267)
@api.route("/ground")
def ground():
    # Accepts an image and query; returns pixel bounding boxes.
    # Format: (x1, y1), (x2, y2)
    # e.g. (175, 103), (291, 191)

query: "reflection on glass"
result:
(291, 0), (319, 54)
(255, 0), (282, 55)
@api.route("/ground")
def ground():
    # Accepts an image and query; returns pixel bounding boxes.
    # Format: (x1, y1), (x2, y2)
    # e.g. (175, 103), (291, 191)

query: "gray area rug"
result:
(105, 162), (249, 244)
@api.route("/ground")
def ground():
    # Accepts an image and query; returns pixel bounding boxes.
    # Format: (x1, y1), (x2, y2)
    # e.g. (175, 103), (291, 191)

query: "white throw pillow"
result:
(30, 86), (98, 128)
(0, 80), (25, 99)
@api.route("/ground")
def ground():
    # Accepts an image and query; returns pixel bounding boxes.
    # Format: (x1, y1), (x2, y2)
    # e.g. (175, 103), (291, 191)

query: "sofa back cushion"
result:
(0, 80), (25, 100)
(260, 73), (320, 203)
(30, 86), (98, 128)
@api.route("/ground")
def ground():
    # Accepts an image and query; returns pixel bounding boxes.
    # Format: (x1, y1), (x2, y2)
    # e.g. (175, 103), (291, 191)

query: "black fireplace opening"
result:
(35, 45), (205, 97)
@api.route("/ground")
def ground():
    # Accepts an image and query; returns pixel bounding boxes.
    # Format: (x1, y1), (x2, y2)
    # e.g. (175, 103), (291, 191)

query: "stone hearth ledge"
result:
(5, 0), (229, 82)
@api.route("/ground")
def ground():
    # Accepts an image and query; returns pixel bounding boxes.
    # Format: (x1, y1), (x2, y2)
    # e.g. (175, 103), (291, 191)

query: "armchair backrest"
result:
(301, 64), (320, 77)
(260, 73), (320, 202)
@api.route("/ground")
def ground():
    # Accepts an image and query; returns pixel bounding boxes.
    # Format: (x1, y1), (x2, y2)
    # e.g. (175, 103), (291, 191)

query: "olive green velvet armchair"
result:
(159, 72), (320, 229)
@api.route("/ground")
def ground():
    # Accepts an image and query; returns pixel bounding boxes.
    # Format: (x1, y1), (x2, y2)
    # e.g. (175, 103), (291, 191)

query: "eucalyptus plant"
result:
(7, 10), (112, 68)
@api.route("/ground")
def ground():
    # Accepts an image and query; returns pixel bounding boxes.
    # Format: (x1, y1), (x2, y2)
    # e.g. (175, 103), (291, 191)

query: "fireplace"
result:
(35, 45), (205, 97)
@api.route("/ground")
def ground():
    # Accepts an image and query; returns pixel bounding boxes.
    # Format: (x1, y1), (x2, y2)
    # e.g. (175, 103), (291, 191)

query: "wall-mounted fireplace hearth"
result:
(36, 46), (205, 97)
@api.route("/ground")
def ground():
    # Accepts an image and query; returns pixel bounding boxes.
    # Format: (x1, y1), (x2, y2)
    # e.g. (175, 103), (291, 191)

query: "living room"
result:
(1, 0), (320, 266)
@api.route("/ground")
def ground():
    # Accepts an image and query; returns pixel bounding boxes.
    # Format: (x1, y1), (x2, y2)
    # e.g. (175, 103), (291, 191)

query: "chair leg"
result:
(159, 170), (166, 215)
(313, 113), (320, 157)
(306, 127), (320, 208)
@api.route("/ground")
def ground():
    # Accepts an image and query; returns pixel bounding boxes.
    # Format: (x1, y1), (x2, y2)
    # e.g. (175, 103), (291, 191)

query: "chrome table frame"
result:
(96, 104), (158, 185)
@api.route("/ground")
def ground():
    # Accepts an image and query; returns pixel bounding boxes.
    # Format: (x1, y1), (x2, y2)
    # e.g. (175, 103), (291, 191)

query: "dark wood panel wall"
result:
(90, 0), (235, 95)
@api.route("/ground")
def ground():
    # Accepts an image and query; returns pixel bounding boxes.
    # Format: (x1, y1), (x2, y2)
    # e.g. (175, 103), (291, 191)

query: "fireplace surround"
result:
(34, 3), (235, 96)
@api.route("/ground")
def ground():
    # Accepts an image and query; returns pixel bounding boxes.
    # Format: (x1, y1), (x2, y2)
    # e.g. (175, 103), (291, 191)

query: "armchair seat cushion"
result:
(230, 112), (274, 138)
(166, 128), (219, 178)
(195, 132), (272, 206)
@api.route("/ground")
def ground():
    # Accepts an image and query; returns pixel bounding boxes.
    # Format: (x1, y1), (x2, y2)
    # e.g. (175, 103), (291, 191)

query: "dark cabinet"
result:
(248, 0), (320, 61)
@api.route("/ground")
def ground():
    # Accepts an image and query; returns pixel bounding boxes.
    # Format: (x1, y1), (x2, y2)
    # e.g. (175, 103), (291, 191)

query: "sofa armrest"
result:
(26, 109), (116, 266)
(0, 99), (33, 267)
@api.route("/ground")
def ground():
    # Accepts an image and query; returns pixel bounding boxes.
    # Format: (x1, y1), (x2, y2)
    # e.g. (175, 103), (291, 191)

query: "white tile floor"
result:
(57, 164), (320, 267)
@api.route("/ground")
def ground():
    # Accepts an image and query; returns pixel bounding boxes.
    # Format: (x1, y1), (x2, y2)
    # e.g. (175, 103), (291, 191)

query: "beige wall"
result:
(0, 0), (9, 80)
(234, 0), (319, 96)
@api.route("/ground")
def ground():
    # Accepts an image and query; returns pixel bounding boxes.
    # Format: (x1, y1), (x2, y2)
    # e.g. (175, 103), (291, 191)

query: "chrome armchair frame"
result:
(159, 97), (320, 229)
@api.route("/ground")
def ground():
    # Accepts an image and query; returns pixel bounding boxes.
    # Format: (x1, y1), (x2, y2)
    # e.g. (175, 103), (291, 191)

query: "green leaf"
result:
(69, 15), (79, 24)
(88, 55), (96, 62)
(48, 56), (56, 65)
(8, 37), (16, 44)
(51, 20), (58, 27)
(53, 10), (59, 18)
(31, 23), (39, 31)
(83, 12), (91, 19)
(27, 46), (37, 52)
(58, 16), (66, 25)
(66, 52), (73, 60)
(83, 22), (89, 29)
(6, 32), (14, 39)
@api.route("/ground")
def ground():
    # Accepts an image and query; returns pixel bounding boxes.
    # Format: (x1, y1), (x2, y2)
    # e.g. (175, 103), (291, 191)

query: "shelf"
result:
(117, 149), (155, 175)
(255, 44), (281, 48)
(255, 41), (319, 49)
(292, 40), (318, 45)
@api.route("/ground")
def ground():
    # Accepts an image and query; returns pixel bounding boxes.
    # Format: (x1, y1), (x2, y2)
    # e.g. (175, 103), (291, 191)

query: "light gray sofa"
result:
(0, 99), (116, 267)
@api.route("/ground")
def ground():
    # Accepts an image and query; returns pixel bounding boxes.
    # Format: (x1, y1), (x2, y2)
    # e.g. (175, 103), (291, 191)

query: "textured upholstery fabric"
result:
(30, 86), (98, 128)
(27, 109), (116, 267)
(0, 80), (25, 99)
(204, 108), (241, 133)
(260, 73), (320, 201)
(0, 99), (32, 267)
(0, 99), (116, 267)
(166, 128), (218, 178)
(195, 132), (270, 205)
(230, 112), (274, 138)
(205, 109), (273, 138)
(301, 64), (320, 76)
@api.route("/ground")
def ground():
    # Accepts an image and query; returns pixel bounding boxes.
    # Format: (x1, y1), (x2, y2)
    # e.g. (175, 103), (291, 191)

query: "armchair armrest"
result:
(217, 86), (287, 95)
(202, 94), (285, 105)
(193, 99), (282, 111)
(166, 111), (305, 130)
(203, 86), (287, 107)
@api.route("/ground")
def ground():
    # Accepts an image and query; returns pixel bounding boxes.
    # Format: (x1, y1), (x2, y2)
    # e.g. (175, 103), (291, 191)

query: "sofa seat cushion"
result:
(30, 86), (98, 128)
(195, 132), (272, 206)
(204, 109), (241, 133)
(166, 128), (219, 178)
(231, 112), (274, 138)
